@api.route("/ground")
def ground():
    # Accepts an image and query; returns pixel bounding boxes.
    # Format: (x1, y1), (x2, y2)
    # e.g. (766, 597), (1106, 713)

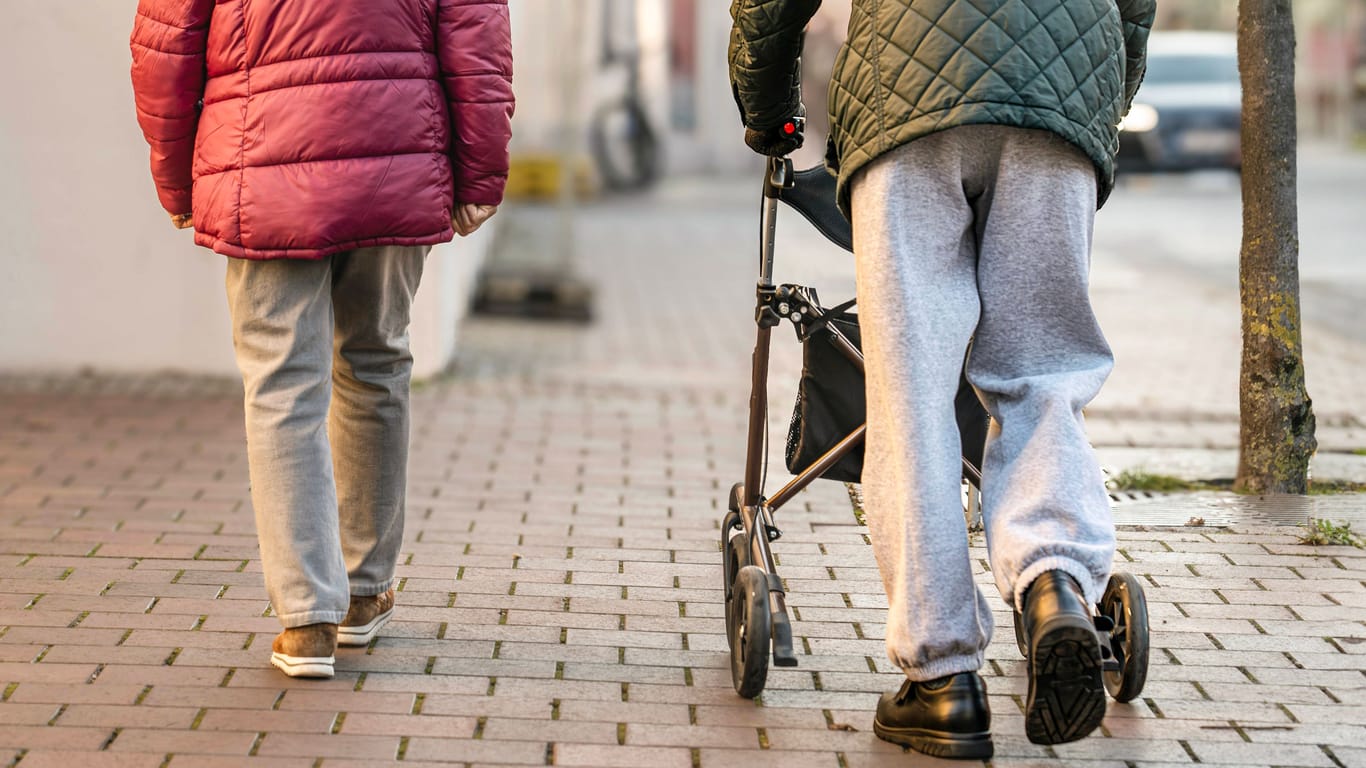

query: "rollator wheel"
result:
(722, 484), (745, 602)
(729, 565), (771, 698)
(721, 511), (743, 592)
(1099, 572), (1150, 702)
(723, 528), (748, 641)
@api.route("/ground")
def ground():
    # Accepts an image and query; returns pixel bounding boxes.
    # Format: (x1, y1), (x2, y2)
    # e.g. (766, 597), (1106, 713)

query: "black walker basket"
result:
(784, 296), (991, 485)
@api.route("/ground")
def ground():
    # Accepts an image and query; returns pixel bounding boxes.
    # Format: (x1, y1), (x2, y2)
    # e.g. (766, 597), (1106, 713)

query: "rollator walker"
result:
(719, 124), (1151, 704)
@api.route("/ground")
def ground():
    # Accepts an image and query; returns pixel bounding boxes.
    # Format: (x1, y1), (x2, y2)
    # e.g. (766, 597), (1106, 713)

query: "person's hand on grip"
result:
(744, 105), (806, 157)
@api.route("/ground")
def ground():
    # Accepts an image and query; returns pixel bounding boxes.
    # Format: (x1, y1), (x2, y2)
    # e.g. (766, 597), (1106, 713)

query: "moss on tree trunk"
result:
(1235, 0), (1317, 494)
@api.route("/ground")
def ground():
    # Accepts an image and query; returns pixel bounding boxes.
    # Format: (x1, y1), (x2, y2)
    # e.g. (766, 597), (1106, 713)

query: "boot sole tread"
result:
(1025, 621), (1106, 745)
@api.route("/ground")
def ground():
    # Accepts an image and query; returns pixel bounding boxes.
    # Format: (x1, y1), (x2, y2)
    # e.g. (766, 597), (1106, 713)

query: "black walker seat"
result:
(777, 166), (852, 253)
(720, 153), (1149, 705)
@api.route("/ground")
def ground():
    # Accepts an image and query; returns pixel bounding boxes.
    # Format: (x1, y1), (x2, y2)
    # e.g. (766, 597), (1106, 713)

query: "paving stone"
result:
(254, 732), (401, 760)
(6, 683), (145, 706)
(0, 702), (63, 726)
(195, 708), (335, 733)
(12, 752), (168, 768)
(1286, 703), (1366, 725)
(1098, 716), (1248, 742)
(482, 717), (619, 744)
(1052, 736), (1193, 763)
(56, 703), (198, 729)
(140, 685), (283, 709)
(705, 749), (847, 767)
(107, 728), (257, 755)
(275, 689), (417, 714)
(555, 743), (694, 767)
(333, 711), (477, 737)
(165, 758), (312, 768)
(1186, 740), (1337, 766)
(402, 737), (548, 764)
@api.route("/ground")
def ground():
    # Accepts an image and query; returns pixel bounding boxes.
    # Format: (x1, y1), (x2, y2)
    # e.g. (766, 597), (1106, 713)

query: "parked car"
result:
(1119, 31), (1242, 172)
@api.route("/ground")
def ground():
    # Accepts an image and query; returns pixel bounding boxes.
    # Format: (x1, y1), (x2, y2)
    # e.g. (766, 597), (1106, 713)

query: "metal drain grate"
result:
(1108, 489), (1172, 505)
(839, 482), (1365, 528)
(1111, 492), (1366, 527)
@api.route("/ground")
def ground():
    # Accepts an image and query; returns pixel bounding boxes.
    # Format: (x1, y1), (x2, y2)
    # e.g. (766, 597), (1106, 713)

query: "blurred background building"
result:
(503, 0), (851, 189)
(2, 0), (1364, 379)
(1149, 0), (1366, 143)
(507, 0), (1366, 196)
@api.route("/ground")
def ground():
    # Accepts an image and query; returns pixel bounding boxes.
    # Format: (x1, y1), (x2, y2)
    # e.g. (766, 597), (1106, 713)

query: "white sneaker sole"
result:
(271, 652), (335, 678)
(337, 607), (394, 647)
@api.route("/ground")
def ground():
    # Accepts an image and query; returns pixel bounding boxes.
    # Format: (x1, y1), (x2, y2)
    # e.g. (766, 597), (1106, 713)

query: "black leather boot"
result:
(1021, 570), (1107, 745)
(873, 672), (992, 759)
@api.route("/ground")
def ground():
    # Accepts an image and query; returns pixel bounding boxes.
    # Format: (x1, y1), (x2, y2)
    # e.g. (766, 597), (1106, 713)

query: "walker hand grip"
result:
(764, 156), (795, 199)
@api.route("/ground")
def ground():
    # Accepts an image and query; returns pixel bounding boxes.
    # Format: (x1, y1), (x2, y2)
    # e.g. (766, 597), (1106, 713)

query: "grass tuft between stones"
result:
(1298, 518), (1364, 548)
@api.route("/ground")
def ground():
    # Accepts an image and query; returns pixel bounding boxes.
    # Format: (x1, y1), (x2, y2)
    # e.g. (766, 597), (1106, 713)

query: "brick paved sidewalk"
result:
(2, 184), (1364, 767)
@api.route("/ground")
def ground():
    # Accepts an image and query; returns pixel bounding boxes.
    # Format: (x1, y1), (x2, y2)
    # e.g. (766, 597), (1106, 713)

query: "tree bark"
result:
(1235, 0), (1317, 494)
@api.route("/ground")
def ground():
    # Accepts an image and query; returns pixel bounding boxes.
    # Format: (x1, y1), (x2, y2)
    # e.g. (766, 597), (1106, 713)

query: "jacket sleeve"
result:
(728, 0), (822, 130)
(130, 0), (213, 217)
(436, 0), (516, 207)
(1116, 0), (1156, 112)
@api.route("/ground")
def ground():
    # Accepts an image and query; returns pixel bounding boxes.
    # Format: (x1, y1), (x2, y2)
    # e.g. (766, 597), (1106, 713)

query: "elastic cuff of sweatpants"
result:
(1015, 556), (1106, 611)
(275, 609), (347, 629)
(349, 579), (396, 598)
(895, 652), (984, 683)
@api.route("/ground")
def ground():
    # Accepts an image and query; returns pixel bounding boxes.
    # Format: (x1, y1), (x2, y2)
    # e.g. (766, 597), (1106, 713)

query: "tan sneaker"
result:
(270, 623), (337, 678)
(338, 588), (395, 647)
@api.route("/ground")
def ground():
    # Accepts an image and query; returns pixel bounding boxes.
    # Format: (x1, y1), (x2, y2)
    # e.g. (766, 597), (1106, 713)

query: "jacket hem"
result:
(196, 229), (456, 260)
(835, 104), (1119, 216)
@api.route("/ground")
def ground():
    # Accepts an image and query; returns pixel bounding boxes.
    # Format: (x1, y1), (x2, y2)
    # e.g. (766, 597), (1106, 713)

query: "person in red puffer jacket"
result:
(131, 0), (514, 678)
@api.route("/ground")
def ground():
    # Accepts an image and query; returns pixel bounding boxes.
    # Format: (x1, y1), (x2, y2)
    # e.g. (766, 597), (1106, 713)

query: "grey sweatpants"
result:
(850, 125), (1116, 681)
(225, 246), (427, 628)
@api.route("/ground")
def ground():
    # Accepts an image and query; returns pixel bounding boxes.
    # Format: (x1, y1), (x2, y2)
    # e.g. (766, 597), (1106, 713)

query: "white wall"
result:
(0, 1), (484, 379)
(412, 234), (488, 379)
(506, 0), (602, 154)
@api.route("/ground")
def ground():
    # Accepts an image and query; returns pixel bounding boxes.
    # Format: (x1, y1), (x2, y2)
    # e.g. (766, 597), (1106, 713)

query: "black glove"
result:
(745, 126), (803, 157)
(744, 109), (806, 157)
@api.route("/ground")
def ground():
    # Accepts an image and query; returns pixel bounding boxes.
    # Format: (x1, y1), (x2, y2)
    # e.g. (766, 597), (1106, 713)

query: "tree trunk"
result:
(1235, 0), (1317, 494)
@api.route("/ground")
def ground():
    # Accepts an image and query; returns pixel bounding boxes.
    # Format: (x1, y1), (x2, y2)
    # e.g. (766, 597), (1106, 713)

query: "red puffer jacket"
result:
(131, 0), (514, 260)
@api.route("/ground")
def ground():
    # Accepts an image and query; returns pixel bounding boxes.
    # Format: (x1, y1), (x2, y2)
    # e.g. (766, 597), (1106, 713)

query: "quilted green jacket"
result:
(729, 0), (1157, 213)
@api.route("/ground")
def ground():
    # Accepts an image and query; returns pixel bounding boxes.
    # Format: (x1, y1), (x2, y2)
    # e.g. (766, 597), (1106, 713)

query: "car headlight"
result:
(1119, 103), (1160, 133)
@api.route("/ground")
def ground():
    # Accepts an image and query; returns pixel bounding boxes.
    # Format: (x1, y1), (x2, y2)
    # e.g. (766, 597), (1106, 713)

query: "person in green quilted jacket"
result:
(731, 0), (1155, 758)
